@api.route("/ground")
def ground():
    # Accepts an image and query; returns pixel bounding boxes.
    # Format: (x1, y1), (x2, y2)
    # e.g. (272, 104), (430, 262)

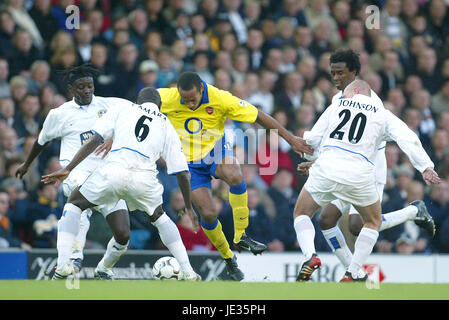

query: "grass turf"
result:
(1, 280), (448, 300)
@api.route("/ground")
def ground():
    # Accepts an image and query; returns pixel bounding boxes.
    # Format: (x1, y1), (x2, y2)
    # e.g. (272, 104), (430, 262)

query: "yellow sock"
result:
(201, 219), (233, 259)
(229, 181), (249, 243)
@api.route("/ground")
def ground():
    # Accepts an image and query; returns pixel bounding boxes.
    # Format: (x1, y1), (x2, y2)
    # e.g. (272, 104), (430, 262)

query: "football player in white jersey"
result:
(297, 50), (435, 280)
(293, 80), (440, 281)
(16, 64), (134, 279)
(42, 87), (201, 281)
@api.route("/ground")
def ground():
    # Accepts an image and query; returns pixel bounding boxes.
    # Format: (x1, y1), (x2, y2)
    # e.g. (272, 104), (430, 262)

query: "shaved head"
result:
(343, 79), (371, 98)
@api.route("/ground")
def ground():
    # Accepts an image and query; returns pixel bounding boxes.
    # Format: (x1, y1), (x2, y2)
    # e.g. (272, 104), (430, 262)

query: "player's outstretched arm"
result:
(255, 109), (313, 157)
(16, 140), (49, 179)
(41, 133), (103, 185)
(176, 171), (200, 232)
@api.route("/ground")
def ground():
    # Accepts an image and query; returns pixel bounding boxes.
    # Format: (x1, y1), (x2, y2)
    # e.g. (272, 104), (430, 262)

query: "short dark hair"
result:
(330, 49), (361, 76)
(136, 87), (161, 107)
(177, 72), (202, 91)
(60, 63), (100, 85)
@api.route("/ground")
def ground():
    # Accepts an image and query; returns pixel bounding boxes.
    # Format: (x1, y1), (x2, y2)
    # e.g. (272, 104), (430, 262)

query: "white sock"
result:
(348, 227), (378, 277)
(56, 203), (82, 269)
(153, 213), (193, 272)
(70, 209), (92, 260)
(294, 215), (316, 260)
(97, 237), (128, 271)
(321, 226), (353, 268)
(379, 206), (418, 231)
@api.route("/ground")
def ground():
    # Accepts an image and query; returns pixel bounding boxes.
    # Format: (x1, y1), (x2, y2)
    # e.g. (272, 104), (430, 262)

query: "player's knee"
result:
(317, 213), (337, 230)
(199, 210), (217, 224)
(227, 171), (243, 186)
(348, 215), (364, 236)
(115, 228), (130, 245)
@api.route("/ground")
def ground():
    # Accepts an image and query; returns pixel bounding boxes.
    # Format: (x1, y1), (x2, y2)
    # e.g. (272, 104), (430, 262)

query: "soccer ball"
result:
(152, 256), (181, 280)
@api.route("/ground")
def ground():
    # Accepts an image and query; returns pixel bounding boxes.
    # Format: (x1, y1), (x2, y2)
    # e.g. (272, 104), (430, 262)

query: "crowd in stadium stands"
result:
(0, 0), (448, 255)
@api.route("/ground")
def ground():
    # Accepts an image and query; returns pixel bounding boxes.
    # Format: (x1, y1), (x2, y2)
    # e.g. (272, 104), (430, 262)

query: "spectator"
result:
(113, 42), (139, 98)
(0, 9), (16, 57)
(247, 69), (276, 115)
(7, 29), (42, 77)
(49, 46), (79, 98)
(25, 60), (52, 95)
(191, 50), (214, 84)
(410, 89), (436, 138)
(0, 58), (10, 98)
(0, 189), (31, 249)
(293, 26), (313, 61)
(413, 47), (442, 94)
(431, 79), (449, 117)
(428, 129), (449, 171)
(89, 42), (116, 97)
(403, 74), (423, 106)
(229, 47), (249, 85)
(274, 71), (305, 125)
(213, 68), (232, 91)
(28, 182), (63, 248)
(13, 93), (42, 138)
(125, 59), (159, 101)
(380, 0), (409, 56)
(128, 9), (148, 51)
(28, 0), (59, 44)
(6, 0), (44, 49)
(9, 75), (28, 107)
(155, 46), (179, 88)
(0, 97), (15, 128)
(0, 126), (24, 176)
(74, 22), (94, 63)
(267, 167), (298, 251)
(139, 30), (163, 62)
(378, 50), (404, 98)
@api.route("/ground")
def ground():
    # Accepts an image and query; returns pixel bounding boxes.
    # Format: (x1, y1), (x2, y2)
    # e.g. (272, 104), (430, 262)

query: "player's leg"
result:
(319, 201), (353, 269)
(293, 187), (322, 281)
(192, 186), (243, 281)
(214, 155), (267, 254)
(54, 187), (95, 279)
(94, 201), (130, 280)
(343, 200), (382, 281)
(347, 183), (433, 236)
(148, 205), (200, 281)
(62, 178), (92, 271)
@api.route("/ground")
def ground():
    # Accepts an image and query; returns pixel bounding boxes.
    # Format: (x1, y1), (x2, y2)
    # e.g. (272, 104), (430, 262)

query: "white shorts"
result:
(305, 171), (379, 208)
(79, 162), (163, 216)
(330, 183), (384, 215)
(63, 169), (128, 217)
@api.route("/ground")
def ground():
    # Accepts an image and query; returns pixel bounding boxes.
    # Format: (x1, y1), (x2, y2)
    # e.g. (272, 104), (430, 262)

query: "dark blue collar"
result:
(180, 80), (209, 108)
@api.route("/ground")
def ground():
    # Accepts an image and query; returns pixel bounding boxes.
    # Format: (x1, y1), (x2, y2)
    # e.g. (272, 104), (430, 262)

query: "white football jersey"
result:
(305, 92), (434, 185)
(92, 101), (188, 174)
(38, 95), (129, 173)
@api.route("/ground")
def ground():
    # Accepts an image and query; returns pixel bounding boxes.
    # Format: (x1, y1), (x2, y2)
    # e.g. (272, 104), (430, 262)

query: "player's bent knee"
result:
(348, 215), (364, 236)
(317, 213), (338, 230)
(114, 228), (130, 245)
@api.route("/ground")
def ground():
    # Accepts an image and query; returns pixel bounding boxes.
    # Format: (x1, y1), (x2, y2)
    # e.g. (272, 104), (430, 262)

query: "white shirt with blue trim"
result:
(38, 95), (129, 174)
(304, 91), (433, 185)
(92, 101), (188, 174)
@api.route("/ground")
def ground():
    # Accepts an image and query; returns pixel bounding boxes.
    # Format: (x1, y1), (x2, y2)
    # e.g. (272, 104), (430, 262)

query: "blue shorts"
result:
(188, 135), (234, 190)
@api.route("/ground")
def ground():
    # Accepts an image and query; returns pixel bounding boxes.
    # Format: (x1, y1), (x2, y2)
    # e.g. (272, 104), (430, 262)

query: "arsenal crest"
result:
(206, 107), (214, 114)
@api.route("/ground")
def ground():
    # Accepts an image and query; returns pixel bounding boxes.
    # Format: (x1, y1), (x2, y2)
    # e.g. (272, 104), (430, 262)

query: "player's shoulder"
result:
(96, 96), (132, 108)
(158, 87), (179, 101)
(45, 100), (76, 118)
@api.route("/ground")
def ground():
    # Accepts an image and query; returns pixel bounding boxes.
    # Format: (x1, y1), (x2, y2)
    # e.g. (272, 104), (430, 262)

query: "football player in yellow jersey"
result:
(158, 72), (313, 281)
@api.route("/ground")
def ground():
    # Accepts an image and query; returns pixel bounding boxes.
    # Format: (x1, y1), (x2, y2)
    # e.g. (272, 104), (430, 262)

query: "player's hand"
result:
(422, 167), (441, 185)
(185, 207), (200, 233)
(297, 161), (314, 176)
(15, 163), (29, 179)
(95, 137), (113, 159)
(289, 136), (314, 158)
(41, 168), (71, 187)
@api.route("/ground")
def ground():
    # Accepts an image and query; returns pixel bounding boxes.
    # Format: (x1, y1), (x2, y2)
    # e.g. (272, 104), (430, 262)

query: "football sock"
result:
(229, 181), (249, 243)
(153, 213), (193, 272)
(379, 205), (418, 231)
(97, 237), (128, 271)
(56, 203), (82, 269)
(294, 215), (316, 260)
(201, 218), (233, 259)
(348, 227), (379, 278)
(322, 226), (353, 268)
(70, 209), (92, 261)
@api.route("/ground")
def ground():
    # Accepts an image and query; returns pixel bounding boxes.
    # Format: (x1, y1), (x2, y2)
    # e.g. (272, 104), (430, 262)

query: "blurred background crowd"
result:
(0, 0), (448, 255)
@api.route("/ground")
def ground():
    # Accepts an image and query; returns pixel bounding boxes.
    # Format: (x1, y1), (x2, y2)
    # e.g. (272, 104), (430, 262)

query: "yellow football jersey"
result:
(159, 83), (259, 162)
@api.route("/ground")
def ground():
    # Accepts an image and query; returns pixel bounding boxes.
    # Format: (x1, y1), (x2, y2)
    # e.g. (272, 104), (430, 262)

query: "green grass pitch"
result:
(1, 280), (449, 300)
